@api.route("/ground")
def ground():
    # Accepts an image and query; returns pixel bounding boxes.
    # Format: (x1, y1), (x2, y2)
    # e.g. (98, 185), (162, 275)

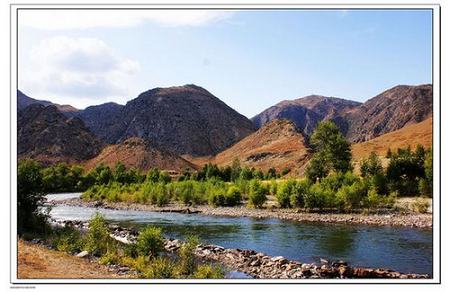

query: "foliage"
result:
(306, 121), (352, 181)
(191, 264), (224, 279)
(136, 226), (165, 258)
(51, 225), (84, 254)
(411, 197), (430, 213)
(84, 213), (111, 256)
(141, 257), (178, 279)
(17, 159), (49, 234)
(247, 179), (267, 208)
(386, 145), (429, 196)
(178, 236), (200, 276)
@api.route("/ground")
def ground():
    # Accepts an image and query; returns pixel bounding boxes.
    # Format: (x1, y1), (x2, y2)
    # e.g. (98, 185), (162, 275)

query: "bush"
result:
(411, 198), (430, 213)
(225, 186), (242, 206)
(136, 226), (165, 258)
(290, 180), (310, 208)
(142, 257), (177, 279)
(178, 236), (200, 276)
(52, 226), (84, 254)
(192, 264), (224, 279)
(304, 184), (326, 210)
(248, 180), (267, 208)
(276, 180), (297, 208)
(84, 213), (111, 256)
(18, 159), (48, 234)
(363, 189), (381, 213)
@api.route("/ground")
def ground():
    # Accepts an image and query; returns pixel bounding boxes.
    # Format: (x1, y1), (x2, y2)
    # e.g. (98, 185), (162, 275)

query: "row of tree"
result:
(305, 121), (433, 197)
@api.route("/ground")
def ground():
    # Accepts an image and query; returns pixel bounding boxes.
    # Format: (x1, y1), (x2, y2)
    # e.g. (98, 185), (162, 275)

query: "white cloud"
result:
(19, 10), (234, 30)
(20, 36), (140, 105)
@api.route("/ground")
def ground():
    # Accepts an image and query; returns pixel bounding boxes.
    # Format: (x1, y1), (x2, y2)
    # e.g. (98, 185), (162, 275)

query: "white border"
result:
(8, 2), (441, 285)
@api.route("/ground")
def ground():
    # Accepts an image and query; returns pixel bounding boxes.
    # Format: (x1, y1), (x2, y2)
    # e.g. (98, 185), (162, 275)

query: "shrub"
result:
(411, 198), (430, 213)
(178, 236), (200, 276)
(276, 180), (296, 208)
(52, 226), (84, 254)
(363, 189), (381, 213)
(225, 186), (242, 206)
(248, 180), (267, 208)
(17, 159), (48, 234)
(192, 264), (224, 279)
(335, 181), (366, 211)
(84, 213), (111, 256)
(142, 257), (177, 279)
(99, 250), (121, 265)
(290, 180), (310, 208)
(304, 184), (326, 210)
(136, 226), (164, 258)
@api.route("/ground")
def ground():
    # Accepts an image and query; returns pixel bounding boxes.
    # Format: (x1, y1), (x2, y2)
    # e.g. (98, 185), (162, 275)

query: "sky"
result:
(18, 9), (432, 118)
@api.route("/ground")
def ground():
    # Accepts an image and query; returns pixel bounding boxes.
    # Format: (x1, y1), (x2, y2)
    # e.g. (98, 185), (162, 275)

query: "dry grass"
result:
(185, 120), (311, 175)
(84, 137), (196, 172)
(17, 240), (134, 279)
(351, 117), (432, 161)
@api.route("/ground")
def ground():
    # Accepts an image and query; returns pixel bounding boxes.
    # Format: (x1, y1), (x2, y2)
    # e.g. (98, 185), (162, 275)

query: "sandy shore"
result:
(53, 198), (432, 229)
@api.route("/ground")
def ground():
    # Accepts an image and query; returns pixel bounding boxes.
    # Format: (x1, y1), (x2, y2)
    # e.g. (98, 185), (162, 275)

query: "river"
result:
(46, 193), (433, 275)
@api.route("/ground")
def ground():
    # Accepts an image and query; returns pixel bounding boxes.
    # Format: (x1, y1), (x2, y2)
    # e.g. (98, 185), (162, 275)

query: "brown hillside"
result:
(84, 137), (196, 172)
(351, 117), (432, 161)
(188, 119), (311, 174)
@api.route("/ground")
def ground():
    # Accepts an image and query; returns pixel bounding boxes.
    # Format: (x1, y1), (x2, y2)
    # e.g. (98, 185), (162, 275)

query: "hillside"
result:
(75, 102), (125, 144)
(84, 137), (196, 172)
(252, 95), (361, 136)
(17, 90), (78, 113)
(344, 84), (432, 142)
(188, 119), (311, 174)
(351, 117), (432, 161)
(18, 104), (102, 165)
(76, 84), (256, 156)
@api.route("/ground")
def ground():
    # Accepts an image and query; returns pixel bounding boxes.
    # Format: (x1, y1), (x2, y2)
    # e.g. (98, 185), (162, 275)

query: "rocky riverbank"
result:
(51, 219), (430, 279)
(52, 198), (432, 229)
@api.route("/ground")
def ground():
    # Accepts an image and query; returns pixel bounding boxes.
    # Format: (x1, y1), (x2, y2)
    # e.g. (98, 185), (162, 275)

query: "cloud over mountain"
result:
(20, 36), (140, 105)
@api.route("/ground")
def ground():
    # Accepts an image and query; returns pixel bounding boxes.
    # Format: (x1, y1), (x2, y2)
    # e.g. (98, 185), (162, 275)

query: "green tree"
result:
(136, 226), (165, 258)
(306, 121), (352, 181)
(17, 159), (47, 234)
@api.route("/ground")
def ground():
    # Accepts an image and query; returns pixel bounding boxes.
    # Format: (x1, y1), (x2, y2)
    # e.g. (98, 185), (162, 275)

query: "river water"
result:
(47, 193), (433, 275)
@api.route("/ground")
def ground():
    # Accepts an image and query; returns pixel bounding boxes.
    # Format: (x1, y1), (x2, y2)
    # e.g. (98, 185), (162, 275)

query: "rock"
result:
(76, 251), (89, 258)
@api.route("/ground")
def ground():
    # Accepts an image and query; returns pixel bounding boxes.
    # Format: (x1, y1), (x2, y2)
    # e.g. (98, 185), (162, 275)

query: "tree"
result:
(17, 159), (47, 234)
(306, 121), (352, 181)
(360, 152), (383, 178)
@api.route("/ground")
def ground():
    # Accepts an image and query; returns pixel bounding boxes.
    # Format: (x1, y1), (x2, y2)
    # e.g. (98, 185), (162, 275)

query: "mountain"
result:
(84, 137), (196, 172)
(17, 90), (78, 113)
(75, 102), (125, 144)
(351, 116), (432, 161)
(187, 119), (311, 174)
(252, 95), (361, 136)
(76, 84), (256, 156)
(17, 104), (102, 165)
(343, 84), (433, 142)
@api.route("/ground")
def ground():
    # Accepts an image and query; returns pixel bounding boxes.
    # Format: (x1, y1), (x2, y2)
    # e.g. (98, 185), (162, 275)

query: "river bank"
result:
(51, 219), (430, 279)
(53, 198), (432, 229)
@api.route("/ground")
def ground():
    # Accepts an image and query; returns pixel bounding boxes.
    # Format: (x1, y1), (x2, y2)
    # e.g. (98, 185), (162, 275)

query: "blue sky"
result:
(18, 9), (432, 117)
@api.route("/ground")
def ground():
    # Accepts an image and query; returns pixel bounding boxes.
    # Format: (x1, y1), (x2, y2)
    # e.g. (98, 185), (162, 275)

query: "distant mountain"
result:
(252, 95), (361, 136)
(343, 84), (433, 142)
(17, 90), (78, 113)
(187, 119), (311, 174)
(252, 85), (432, 143)
(18, 104), (102, 165)
(76, 84), (256, 156)
(84, 137), (196, 172)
